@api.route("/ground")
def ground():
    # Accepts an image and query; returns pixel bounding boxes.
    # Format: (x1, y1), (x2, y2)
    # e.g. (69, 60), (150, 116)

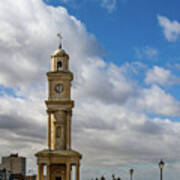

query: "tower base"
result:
(35, 149), (82, 180)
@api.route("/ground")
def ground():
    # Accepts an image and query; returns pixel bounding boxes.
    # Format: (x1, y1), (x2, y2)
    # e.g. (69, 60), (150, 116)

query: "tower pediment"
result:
(45, 100), (74, 111)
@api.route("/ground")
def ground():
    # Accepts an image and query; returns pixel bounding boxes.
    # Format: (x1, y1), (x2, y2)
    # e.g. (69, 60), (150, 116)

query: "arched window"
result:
(57, 61), (62, 70)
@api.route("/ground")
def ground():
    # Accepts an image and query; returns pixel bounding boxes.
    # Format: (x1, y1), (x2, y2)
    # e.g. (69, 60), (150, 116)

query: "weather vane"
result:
(57, 33), (63, 49)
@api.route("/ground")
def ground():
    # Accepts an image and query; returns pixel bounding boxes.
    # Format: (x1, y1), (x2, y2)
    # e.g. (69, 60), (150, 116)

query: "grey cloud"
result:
(131, 120), (164, 135)
(0, 114), (28, 129)
(0, 114), (46, 140)
(72, 116), (115, 133)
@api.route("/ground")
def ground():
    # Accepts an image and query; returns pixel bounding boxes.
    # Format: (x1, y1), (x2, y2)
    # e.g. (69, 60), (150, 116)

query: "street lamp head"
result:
(159, 160), (165, 169)
(130, 169), (134, 175)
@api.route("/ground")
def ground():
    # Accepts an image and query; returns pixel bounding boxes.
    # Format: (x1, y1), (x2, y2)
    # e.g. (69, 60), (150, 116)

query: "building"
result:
(35, 40), (82, 180)
(0, 168), (7, 180)
(0, 153), (26, 180)
(0, 154), (26, 177)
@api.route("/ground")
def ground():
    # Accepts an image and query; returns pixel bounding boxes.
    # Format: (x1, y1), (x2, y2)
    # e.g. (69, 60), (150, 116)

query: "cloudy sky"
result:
(0, 0), (180, 179)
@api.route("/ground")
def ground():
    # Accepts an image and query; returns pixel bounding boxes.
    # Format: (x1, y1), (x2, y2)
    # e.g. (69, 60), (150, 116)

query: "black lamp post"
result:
(129, 169), (134, 180)
(159, 160), (165, 180)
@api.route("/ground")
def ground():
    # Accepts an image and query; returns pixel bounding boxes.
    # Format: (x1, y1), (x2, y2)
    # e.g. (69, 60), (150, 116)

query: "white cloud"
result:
(158, 15), (180, 42)
(138, 85), (180, 116)
(73, 62), (137, 105)
(144, 47), (158, 60)
(145, 66), (179, 86)
(135, 46), (158, 60)
(101, 0), (117, 13)
(0, 1), (180, 180)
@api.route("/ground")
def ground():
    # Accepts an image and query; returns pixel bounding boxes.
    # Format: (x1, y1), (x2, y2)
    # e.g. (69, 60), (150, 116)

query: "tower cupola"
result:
(51, 48), (69, 72)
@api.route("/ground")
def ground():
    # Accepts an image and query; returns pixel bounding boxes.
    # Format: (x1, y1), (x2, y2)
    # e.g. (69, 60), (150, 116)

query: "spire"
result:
(57, 33), (63, 49)
(52, 33), (69, 58)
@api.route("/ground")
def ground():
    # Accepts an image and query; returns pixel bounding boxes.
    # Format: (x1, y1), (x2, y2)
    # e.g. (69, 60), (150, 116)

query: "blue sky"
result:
(43, 0), (180, 66)
(1, 0), (180, 179)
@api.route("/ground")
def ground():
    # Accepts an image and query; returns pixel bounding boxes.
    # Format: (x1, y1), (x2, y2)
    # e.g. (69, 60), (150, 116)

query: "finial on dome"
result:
(57, 33), (63, 49)
(52, 33), (69, 58)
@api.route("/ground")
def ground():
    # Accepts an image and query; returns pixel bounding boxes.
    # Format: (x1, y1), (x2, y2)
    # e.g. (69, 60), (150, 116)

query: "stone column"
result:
(52, 113), (56, 150)
(66, 163), (71, 180)
(66, 111), (71, 149)
(47, 111), (51, 149)
(48, 80), (51, 98)
(46, 164), (51, 180)
(76, 162), (80, 180)
(37, 164), (40, 180)
(37, 164), (44, 180)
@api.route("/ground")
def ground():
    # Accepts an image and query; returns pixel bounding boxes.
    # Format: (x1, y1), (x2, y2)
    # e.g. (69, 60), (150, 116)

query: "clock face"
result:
(55, 84), (63, 93)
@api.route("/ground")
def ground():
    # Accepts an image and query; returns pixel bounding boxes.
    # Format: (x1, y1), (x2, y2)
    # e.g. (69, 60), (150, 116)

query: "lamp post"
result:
(159, 160), (165, 180)
(129, 169), (134, 180)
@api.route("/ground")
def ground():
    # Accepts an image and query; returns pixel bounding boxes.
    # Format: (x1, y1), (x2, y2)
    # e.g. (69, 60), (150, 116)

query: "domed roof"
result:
(52, 48), (69, 58)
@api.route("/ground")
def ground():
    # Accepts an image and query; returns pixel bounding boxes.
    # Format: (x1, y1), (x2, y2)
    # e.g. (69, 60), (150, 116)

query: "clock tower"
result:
(35, 41), (82, 180)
